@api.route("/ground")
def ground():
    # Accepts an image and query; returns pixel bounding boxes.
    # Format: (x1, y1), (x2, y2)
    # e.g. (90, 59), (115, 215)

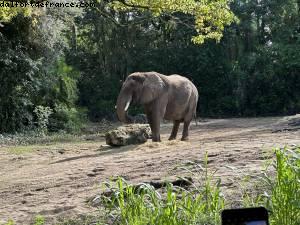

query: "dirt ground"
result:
(0, 117), (300, 224)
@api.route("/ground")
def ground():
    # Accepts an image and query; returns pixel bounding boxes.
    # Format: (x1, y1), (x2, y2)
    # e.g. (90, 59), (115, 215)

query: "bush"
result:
(101, 153), (224, 225)
(265, 147), (300, 225)
(49, 104), (87, 133)
(33, 105), (53, 135)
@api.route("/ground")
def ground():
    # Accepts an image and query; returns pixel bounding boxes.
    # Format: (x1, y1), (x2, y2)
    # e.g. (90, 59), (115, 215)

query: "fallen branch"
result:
(93, 177), (193, 204)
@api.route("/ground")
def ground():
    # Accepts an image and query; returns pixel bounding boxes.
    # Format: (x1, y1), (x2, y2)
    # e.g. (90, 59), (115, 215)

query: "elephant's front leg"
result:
(181, 120), (191, 141)
(151, 115), (161, 142)
(146, 113), (157, 141)
(145, 106), (161, 142)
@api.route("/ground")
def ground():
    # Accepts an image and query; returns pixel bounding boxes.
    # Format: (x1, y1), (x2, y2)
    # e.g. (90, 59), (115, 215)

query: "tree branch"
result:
(117, 0), (151, 10)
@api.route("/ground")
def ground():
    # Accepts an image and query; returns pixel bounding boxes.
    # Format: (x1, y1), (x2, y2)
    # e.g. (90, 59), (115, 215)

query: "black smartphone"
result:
(221, 207), (269, 225)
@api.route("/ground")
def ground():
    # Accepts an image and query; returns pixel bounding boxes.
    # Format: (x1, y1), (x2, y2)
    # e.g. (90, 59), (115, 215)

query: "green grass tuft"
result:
(101, 153), (225, 225)
(266, 147), (300, 225)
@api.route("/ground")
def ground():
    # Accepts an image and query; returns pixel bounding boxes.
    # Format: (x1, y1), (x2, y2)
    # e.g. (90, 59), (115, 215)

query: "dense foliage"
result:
(74, 0), (299, 119)
(0, 7), (85, 133)
(0, 0), (299, 133)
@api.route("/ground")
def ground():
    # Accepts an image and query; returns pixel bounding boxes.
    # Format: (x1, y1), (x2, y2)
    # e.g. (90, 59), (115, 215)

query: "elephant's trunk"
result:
(116, 92), (132, 123)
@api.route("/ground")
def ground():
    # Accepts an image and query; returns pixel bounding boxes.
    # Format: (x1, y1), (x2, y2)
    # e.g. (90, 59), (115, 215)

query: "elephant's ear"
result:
(140, 72), (166, 103)
(131, 73), (145, 83)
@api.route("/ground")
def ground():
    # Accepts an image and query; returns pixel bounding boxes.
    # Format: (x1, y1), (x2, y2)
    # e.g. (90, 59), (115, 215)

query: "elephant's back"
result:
(164, 74), (198, 120)
(168, 75), (198, 96)
(168, 74), (190, 83)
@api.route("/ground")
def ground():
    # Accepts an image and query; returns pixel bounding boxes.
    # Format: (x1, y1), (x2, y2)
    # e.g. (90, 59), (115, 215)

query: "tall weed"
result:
(265, 147), (300, 225)
(102, 153), (225, 225)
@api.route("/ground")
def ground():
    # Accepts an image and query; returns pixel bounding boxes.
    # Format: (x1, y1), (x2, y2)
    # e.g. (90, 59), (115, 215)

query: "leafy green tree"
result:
(109, 0), (236, 43)
(0, 8), (85, 133)
(0, 2), (31, 23)
(223, 0), (300, 116)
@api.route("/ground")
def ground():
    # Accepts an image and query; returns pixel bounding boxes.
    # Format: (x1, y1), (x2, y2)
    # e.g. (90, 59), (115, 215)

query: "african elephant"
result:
(116, 72), (198, 142)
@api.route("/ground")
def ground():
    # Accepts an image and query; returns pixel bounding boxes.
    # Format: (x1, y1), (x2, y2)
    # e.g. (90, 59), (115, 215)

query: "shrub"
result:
(49, 104), (87, 133)
(265, 147), (300, 225)
(33, 105), (53, 135)
(101, 153), (224, 225)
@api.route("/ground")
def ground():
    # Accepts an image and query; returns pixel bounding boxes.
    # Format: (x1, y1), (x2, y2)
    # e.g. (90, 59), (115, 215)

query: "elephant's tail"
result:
(193, 112), (198, 126)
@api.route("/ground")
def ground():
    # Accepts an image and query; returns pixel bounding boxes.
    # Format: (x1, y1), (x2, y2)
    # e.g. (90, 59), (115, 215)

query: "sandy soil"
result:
(0, 117), (299, 224)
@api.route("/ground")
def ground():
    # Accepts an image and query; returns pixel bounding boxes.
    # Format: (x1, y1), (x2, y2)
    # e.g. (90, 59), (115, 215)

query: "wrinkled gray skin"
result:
(116, 72), (198, 142)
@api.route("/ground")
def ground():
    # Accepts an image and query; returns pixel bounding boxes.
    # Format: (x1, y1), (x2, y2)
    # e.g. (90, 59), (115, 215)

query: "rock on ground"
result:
(273, 114), (300, 132)
(105, 124), (151, 146)
(287, 114), (300, 126)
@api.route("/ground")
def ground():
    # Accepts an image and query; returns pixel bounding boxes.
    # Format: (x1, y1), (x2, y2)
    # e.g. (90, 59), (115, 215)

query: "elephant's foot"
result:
(152, 139), (161, 142)
(181, 136), (189, 141)
(152, 136), (161, 142)
(168, 136), (176, 141)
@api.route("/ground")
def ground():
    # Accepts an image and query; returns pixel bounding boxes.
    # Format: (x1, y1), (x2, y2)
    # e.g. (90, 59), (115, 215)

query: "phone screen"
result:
(245, 221), (267, 225)
(221, 207), (269, 225)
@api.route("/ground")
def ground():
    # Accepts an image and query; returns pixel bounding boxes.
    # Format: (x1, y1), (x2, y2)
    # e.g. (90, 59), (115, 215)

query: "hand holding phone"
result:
(221, 207), (269, 225)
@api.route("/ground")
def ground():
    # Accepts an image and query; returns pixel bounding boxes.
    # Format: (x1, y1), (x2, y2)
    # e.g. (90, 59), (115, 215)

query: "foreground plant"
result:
(264, 147), (300, 225)
(101, 153), (224, 225)
(101, 147), (300, 225)
(102, 178), (224, 225)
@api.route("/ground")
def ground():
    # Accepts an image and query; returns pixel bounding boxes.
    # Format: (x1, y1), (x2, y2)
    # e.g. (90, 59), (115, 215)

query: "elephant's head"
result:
(116, 72), (166, 123)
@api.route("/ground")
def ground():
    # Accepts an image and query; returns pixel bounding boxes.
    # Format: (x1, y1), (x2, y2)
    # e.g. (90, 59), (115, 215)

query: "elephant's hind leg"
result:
(181, 120), (191, 141)
(169, 120), (180, 140)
